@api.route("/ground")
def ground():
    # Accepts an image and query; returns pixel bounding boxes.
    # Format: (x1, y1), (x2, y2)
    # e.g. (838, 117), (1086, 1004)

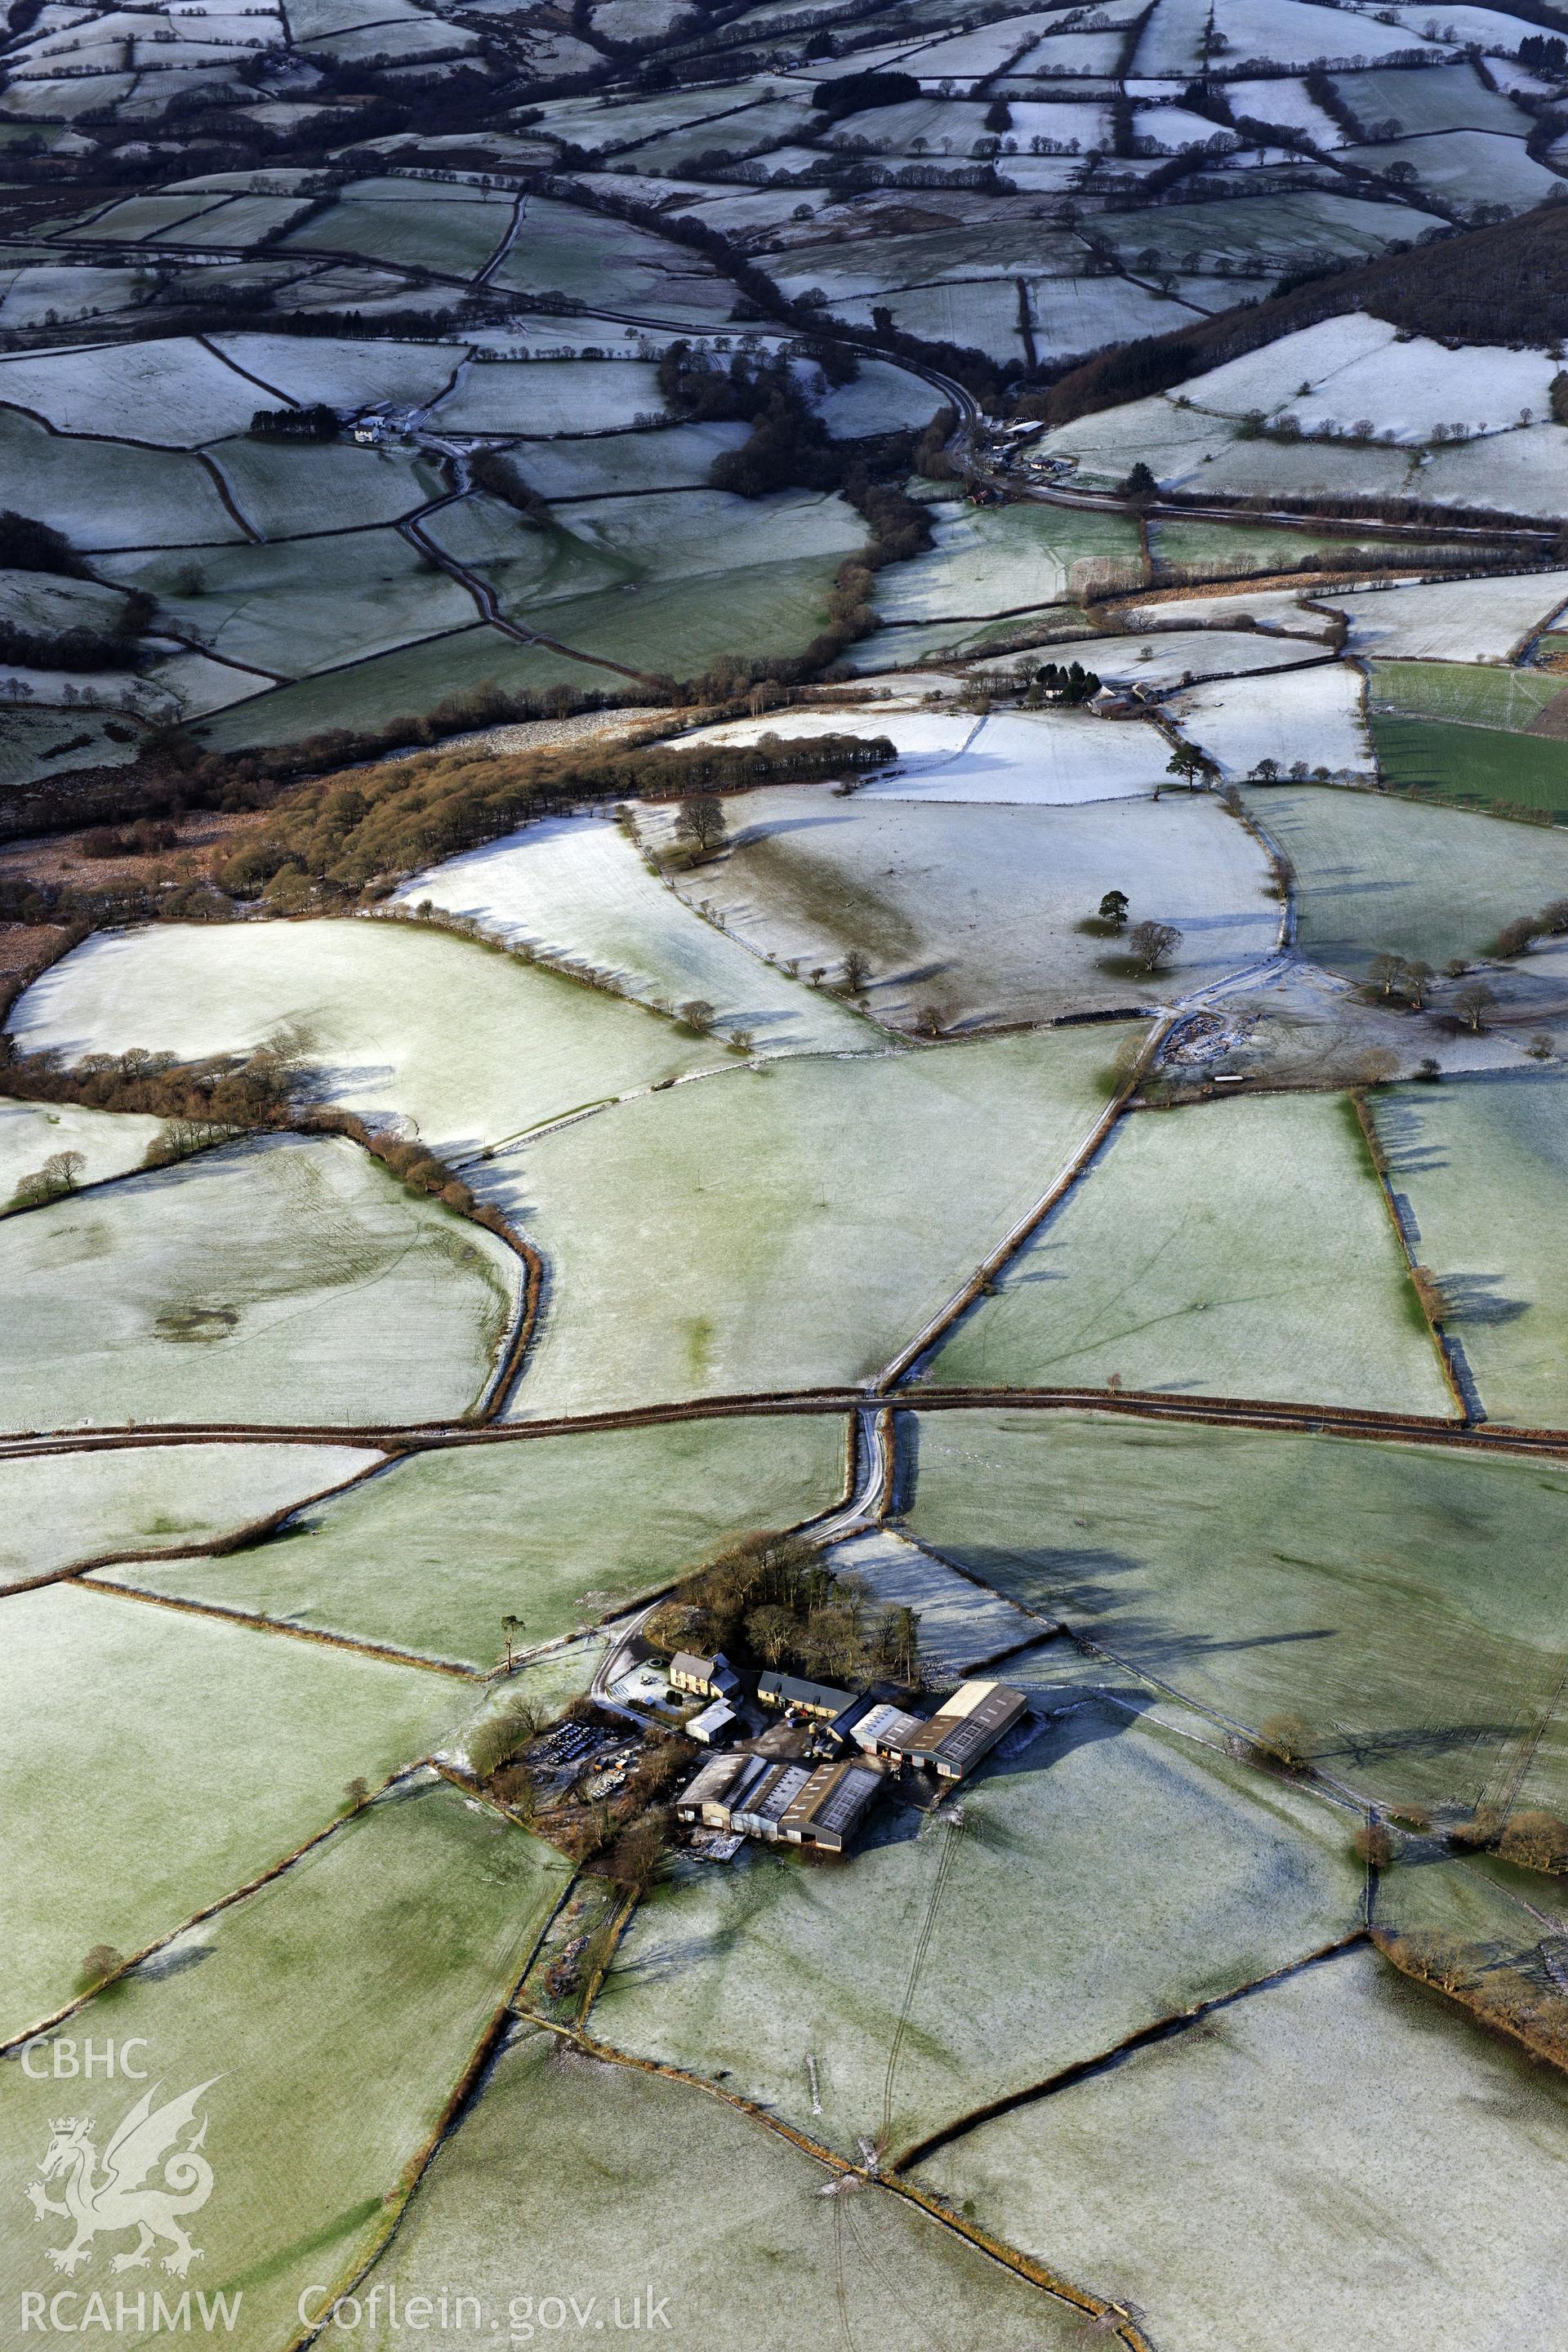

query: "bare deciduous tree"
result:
(1128, 919), (1182, 973)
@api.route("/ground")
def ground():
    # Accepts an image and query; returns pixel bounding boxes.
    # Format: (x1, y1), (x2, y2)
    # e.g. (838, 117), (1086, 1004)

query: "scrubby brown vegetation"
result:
(216, 730), (896, 904)
(1374, 1927), (1568, 2076)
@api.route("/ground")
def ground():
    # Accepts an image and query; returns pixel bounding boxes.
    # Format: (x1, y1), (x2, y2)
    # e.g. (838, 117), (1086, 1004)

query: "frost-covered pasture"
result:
(483, 1026), (1125, 1419)
(916, 1946), (1568, 2352)
(854, 709), (1169, 804)
(929, 1089), (1454, 1414)
(0, 1581), (471, 2039)
(205, 432), (444, 537)
(1371, 1074), (1568, 1430)
(823, 1523), (1044, 1677)
(100, 528), (479, 678)
(394, 812), (871, 1054)
(1344, 126), (1562, 211)
(118, 1411), (849, 1667)
(0, 1774), (569, 2352)
(0, 1131), (521, 1432)
(519, 419), (751, 498)
(0, 1439), (378, 1588)
(993, 628), (1336, 687)
(0, 333), (273, 445)
(10, 918), (729, 1153)
(907, 1405), (1568, 1815)
(1332, 570), (1568, 658)
(0, 405), (243, 545)
(430, 359), (666, 436)
(0, 1095), (167, 1209)
(328, 2022), (1074, 2352)
(872, 496), (1140, 621)
(1238, 782), (1568, 974)
(662, 785), (1276, 1026)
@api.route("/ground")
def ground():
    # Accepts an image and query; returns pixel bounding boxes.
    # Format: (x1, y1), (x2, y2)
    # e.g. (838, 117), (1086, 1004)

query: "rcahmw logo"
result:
(19, 2070), (240, 2334)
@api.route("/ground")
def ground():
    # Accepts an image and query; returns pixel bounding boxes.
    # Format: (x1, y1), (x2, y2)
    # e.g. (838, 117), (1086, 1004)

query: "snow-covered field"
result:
(1171, 661), (1374, 778)
(1333, 569), (1568, 659)
(665, 784), (1276, 1027)
(1120, 587), (1340, 638)
(395, 813), (871, 1054)
(0, 1098), (167, 1209)
(996, 628), (1334, 687)
(856, 709), (1168, 804)
(9, 919), (729, 1155)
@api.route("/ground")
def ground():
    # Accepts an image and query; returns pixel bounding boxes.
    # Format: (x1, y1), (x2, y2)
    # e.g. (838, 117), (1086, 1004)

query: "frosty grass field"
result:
(0, 1132), (520, 1431)
(0, 1782), (569, 2346)
(906, 1409), (1568, 1815)
(660, 786), (1276, 1026)
(928, 1092), (1454, 1415)
(487, 1027), (1125, 1418)
(12, 0), (1568, 2338)
(915, 1945), (1568, 2352)
(11, 918), (731, 1151)
(2, 1583), (474, 2038)
(593, 1699), (1360, 2155)
(115, 1413), (849, 1667)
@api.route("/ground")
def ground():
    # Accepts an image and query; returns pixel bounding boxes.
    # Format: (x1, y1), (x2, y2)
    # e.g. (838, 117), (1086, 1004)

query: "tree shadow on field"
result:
(931, 1540), (1345, 1686)
(1441, 1272), (1531, 1325)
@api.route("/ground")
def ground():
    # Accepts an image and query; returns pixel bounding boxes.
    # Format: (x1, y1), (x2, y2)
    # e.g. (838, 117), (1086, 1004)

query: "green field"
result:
(488, 1026), (1127, 1419)
(926, 1092), (1452, 1415)
(0, 1440), (376, 1589)
(0, 1583), (473, 2038)
(334, 2025), (1085, 2352)
(114, 1413), (850, 1668)
(207, 433), (444, 537)
(0, 1134), (519, 1432)
(593, 1701), (1360, 2157)
(101, 531), (480, 680)
(0, 1780), (568, 2343)
(1372, 1075), (1568, 1433)
(915, 1945), (1568, 2352)
(1370, 711), (1568, 820)
(903, 1408), (1568, 1813)
(198, 627), (606, 751)
(1240, 782), (1568, 971)
(872, 497), (1139, 625)
(1368, 662), (1566, 734)
(282, 185), (514, 278)
(1152, 519), (1462, 577)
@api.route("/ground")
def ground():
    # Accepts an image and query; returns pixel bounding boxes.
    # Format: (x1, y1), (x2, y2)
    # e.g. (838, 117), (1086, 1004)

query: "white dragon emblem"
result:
(25, 2081), (219, 2278)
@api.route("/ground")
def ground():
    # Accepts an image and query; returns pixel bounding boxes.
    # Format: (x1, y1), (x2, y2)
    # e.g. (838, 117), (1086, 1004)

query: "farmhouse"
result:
(670, 1650), (740, 1700)
(757, 1669), (854, 1721)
